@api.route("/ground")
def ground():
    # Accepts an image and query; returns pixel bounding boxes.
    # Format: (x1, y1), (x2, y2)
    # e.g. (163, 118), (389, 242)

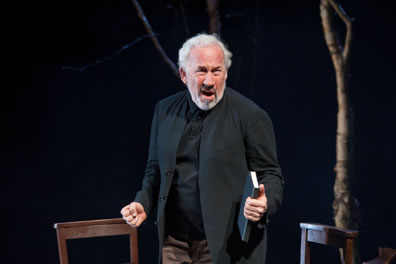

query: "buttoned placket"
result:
(190, 111), (206, 139)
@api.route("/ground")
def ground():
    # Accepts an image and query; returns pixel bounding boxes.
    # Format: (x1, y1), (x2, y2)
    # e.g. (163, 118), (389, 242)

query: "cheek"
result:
(192, 77), (204, 86)
(216, 77), (226, 87)
(187, 79), (201, 94)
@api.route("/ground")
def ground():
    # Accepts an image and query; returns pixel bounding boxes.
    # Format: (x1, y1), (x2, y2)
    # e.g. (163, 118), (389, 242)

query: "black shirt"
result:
(165, 94), (209, 241)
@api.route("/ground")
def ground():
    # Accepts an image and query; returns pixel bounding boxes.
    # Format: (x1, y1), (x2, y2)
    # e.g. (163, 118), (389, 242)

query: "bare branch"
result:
(343, 21), (353, 68)
(61, 34), (154, 72)
(320, 0), (342, 67)
(327, 0), (353, 25)
(206, 0), (221, 35)
(130, 0), (179, 78)
(327, 0), (354, 65)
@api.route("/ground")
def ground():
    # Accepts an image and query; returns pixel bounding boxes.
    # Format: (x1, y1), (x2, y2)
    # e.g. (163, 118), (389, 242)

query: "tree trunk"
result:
(320, 0), (361, 263)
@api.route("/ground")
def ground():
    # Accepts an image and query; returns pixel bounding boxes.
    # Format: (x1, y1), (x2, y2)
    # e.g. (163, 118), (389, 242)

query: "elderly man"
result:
(121, 33), (283, 264)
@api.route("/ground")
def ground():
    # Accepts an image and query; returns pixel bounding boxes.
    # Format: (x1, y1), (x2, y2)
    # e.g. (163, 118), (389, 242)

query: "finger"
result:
(246, 199), (266, 213)
(245, 197), (267, 209)
(120, 206), (127, 215)
(245, 205), (266, 215)
(125, 215), (134, 223)
(121, 206), (131, 217)
(244, 208), (261, 218)
(131, 216), (143, 227)
(129, 203), (137, 217)
(244, 210), (260, 222)
(259, 184), (265, 197)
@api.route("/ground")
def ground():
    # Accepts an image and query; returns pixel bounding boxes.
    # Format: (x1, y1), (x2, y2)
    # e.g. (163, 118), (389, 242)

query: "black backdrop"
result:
(4, 0), (395, 263)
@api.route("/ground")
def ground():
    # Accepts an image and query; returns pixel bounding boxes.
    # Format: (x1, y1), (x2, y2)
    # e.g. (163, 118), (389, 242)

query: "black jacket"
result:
(135, 87), (284, 263)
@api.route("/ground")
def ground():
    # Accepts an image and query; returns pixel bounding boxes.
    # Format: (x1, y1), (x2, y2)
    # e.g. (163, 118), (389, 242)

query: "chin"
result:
(192, 86), (226, 110)
(199, 102), (213, 111)
(196, 99), (217, 110)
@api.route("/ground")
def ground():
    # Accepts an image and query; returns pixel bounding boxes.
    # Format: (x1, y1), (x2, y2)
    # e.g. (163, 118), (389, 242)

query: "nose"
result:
(203, 73), (215, 87)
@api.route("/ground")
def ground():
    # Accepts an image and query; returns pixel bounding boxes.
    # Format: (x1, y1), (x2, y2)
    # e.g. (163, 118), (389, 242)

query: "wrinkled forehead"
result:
(187, 44), (225, 68)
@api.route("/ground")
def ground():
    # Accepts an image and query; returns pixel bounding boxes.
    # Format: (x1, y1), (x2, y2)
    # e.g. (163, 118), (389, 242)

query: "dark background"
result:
(3, 0), (395, 263)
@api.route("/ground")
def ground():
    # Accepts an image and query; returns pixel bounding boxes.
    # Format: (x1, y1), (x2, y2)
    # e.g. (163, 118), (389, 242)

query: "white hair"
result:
(178, 33), (232, 70)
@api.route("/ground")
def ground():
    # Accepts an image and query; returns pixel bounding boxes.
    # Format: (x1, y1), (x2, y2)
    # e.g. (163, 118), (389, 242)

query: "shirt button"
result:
(166, 170), (172, 175)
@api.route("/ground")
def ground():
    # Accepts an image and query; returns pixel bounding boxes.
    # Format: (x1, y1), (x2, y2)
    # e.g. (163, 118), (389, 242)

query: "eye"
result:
(213, 69), (221, 75)
(196, 71), (206, 76)
(195, 68), (207, 76)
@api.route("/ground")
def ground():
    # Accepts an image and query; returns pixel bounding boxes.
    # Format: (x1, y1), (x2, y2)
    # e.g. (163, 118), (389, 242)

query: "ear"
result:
(225, 69), (228, 80)
(179, 67), (187, 84)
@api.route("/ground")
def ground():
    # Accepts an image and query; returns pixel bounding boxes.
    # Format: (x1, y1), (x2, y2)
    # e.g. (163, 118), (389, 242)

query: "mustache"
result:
(200, 84), (214, 91)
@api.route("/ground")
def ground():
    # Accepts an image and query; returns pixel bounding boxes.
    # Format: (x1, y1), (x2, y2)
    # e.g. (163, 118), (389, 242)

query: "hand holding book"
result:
(238, 171), (268, 242)
(244, 184), (267, 222)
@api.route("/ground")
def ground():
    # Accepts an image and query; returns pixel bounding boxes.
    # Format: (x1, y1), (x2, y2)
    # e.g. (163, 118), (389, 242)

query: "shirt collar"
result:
(187, 91), (199, 115)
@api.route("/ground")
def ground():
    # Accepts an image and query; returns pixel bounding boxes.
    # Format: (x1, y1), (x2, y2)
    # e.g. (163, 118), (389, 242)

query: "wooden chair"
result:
(54, 218), (138, 264)
(300, 222), (358, 264)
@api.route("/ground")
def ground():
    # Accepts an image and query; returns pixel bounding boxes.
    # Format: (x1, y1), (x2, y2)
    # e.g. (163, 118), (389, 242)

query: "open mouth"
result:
(201, 89), (215, 100)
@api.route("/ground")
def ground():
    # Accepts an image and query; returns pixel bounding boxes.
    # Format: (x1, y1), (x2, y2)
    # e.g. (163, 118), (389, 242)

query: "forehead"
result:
(188, 44), (225, 67)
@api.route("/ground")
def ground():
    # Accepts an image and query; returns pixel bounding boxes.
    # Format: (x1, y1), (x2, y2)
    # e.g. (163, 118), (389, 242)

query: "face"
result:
(180, 44), (228, 110)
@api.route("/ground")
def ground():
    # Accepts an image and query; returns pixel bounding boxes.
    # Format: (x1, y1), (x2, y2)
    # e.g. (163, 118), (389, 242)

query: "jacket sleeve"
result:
(134, 103), (161, 216)
(244, 107), (284, 226)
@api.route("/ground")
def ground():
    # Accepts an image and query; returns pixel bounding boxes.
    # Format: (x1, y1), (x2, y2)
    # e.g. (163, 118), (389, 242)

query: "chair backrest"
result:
(54, 218), (138, 264)
(300, 222), (358, 264)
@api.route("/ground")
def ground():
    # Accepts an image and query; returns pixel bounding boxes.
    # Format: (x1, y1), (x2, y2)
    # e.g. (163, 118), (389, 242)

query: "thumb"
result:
(259, 184), (265, 197)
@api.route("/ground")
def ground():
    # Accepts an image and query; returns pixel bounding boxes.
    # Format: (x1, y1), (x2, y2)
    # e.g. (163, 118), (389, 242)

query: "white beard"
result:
(192, 86), (226, 110)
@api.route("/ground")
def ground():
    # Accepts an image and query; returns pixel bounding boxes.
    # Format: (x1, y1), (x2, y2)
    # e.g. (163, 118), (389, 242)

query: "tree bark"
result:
(319, 0), (361, 263)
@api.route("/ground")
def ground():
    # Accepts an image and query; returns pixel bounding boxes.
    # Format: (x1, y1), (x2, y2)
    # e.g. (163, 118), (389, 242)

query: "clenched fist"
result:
(120, 202), (147, 227)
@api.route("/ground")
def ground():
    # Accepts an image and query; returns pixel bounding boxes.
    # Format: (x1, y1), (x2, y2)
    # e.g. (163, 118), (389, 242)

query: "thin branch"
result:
(320, 0), (342, 65)
(206, 0), (221, 35)
(343, 21), (353, 68)
(61, 34), (154, 72)
(327, 0), (353, 25)
(130, 0), (179, 78)
(327, 0), (354, 66)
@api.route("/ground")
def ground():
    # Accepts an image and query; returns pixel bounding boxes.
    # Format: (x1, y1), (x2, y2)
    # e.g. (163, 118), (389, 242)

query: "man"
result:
(121, 33), (284, 263)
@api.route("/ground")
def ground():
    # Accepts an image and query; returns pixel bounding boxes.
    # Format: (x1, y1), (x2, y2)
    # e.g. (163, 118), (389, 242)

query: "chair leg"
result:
(129, 228), (139, 264)
(300, 228), (310, 264)
(343, 238), (354, 264)
(56, 229), (69, 264)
